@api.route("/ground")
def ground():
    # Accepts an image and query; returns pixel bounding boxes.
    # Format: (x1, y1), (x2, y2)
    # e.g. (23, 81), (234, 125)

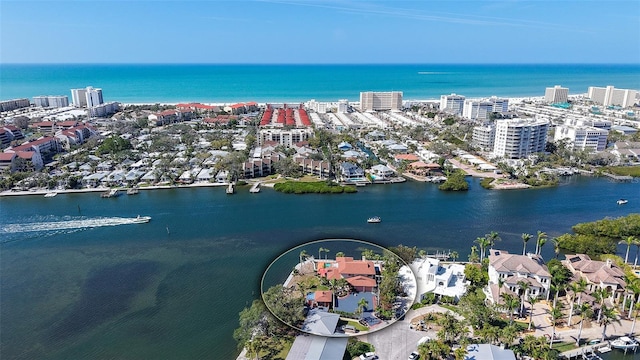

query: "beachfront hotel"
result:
(71, 86), (103, 108)
(544, 85), (569, 104)
(492, 118), (549, 159)
(359, 91), (403, 111)
(587, 85), (638, 108)
(439, 93), (465, 115)
(33, 95), (69, 108)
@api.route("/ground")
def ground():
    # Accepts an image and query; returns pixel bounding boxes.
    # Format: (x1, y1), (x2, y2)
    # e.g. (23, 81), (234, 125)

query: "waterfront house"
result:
(487, 249), (551, 304)
(369, 164), (394, 180)
(464, 344), (515, 360)
(562, 254), (627, 303)
(0, 152), (16, 172)
(410, 257), (468, 301)
(338, 162), (365, 182)
(309, 290), (333, 308)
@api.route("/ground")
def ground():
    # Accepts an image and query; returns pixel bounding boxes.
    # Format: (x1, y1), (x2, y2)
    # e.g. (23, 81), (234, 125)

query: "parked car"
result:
(359, 352), (378, 360)
(408, 351), (420, 360)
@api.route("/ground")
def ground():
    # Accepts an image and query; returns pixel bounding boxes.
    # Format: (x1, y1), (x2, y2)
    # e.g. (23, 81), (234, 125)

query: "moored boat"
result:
(610, 336), (638, 350)
(101, 189), (121, 198)
(127, 188), (139, 195)
(44, 192), (58, 198)
(367, 216), (381, 223)
(617, 199), (628, 205)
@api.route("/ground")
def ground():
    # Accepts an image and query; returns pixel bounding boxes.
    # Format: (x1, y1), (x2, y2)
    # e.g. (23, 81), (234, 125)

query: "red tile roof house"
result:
(32, 121), (57, 133)
(309, 290), (333, 308)
(0, 152), (16, 172)
(8, 136), (61, 162)
(15, 151), (44, 171)
(148, 110), (181, 126)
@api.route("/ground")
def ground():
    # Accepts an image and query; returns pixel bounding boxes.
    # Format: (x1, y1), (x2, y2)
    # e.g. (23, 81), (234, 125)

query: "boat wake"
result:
(1, 216), (149, 234)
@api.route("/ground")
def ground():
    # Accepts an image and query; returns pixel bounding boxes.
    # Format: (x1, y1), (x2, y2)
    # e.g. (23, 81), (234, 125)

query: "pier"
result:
(603, 173), (633, 181)
(226, 182), (235, 194)
(559, 342), (611, 359)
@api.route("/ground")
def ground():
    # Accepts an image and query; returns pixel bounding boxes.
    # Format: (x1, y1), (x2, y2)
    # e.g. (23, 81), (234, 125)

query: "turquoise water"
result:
(1, 64), (639, 103)
(1, 177), (639, 359)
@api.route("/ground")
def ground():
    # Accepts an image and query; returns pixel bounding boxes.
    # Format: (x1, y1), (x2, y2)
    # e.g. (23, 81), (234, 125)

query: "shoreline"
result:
(0, 182), (229, 198)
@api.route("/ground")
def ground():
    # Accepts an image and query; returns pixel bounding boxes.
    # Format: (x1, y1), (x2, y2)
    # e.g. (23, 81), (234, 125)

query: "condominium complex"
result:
(492, 118), (549, 159)
(33, 95), (70, 108)
(258, 128), (313, 148)
(0, 98), (30, 112)
(71, 86), (103, 108)
(439, 93), (465, 115)
(587, 86), (638, 108)
(88, 102), (120, 118)
(337, 99), (349, 113)
(544, 85), (569, 104)
(462, 97), (508, 120)
(359, 91), (403, 111)
(471, 124), (496, 151)
(554, 125), (608, 152)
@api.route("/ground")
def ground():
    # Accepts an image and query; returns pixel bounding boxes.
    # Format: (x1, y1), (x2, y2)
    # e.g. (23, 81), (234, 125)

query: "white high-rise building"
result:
(493, 118), (549, 159)
(463, 100), (494, 120)
(71, 88), (88, 107)
(439, 93), (465, 115)
(544, 85), (569, 104)
(359, 91), (403, 111)
(472, 124), (496, 151)
(71, 86), (104, 108)
(554, 125), (608, 152)
(588, 86), (637, 108)
(85, 87), (104, 107)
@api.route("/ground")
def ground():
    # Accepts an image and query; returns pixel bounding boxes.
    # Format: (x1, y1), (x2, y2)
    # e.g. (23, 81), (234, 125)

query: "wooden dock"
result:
(560, 342), (610, 359)
(603, 173), (633, 181)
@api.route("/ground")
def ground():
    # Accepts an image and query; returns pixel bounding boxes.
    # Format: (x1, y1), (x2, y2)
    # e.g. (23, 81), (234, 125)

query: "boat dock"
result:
(249, 182), (261, 193)
(560, 342), (610, 359)
(603, 173), (633, 181)
(226, 182), (235, 194)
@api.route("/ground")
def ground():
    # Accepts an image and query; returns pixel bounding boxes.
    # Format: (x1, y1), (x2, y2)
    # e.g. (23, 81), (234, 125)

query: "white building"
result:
(472, 124), (496, 151)
(33, 95), (69, 108)
(360, 91), (403, 111)
(588, 85), (638, 108)
(410, 257), (468, 301)
(544, 85), (569, 104)
(337, 99), (349, 113)
(440, 93), (465, 115)
(71, 86), (104, 108)
(463, 100), (494, 120)
(258, 128), (313, 148)
(487, 249), (551, 304)
(88, 102), (120, 118)
(0, 98), (30, 112)
(493, 118), (549, 159)
(555, 125), (608, 152)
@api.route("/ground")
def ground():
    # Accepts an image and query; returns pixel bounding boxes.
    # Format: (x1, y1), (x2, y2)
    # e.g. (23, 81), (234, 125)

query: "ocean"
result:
(1, 177), (639, 359)
(1, 64), (639, 103)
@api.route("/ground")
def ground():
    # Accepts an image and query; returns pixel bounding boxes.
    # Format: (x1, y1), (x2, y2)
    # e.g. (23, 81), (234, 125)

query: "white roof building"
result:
(410, 258), (468, 301)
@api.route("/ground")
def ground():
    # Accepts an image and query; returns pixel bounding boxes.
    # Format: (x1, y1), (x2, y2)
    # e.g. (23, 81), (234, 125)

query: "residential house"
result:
(487, 249), (551, 304)
(294, 156), (330, 178)
(369, 164), (394, 180)
(562, 254), (627, 302)
(338, 162), (365, 182)
(410, 257), (468, 301)
(0, 152), (16, 172)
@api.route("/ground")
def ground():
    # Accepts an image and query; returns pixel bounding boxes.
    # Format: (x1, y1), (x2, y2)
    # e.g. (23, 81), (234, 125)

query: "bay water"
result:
(1, 177), (639, 359)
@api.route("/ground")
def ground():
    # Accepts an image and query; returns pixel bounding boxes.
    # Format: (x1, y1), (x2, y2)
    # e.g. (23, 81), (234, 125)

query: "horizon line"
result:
(2, 62), (640, 66)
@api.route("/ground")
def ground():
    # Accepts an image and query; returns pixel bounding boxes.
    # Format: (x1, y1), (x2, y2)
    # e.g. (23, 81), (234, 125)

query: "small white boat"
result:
(44, 192), (58, 198)
(610, 336), (639, 350)
(617, 199), (628, 205)
(132, 215), (151, 224)
(367, 216), (381, 223)
(127, 188), (139, 195)
(101, 189), (121, 198)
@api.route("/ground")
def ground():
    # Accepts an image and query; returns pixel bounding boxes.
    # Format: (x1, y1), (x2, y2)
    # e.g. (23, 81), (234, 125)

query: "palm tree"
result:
(527, 295), (539, 331)
(450, 251), (459, 262)
(634, 240), (640, 268)
(356, 298), (369, 318)
(497, 278), (505, 299)
(299, 250), (308, 266)
(549, 305), (564, 348)
(521, 233), (532, 255)
(567, 282), (581, 327)
(620, 236), (638, 264)
(469, 246), (480, 263)
(599, 305), (619, 342)
(318, 247), (325, 260)
(593, 288), (610, 324)
(474, 237), (490, 261)
(575, 302), (593, 346)
(627, 277), (640, 318)
(517, 280), (530, 318)
(551, 237), (561, 258)
(486, 231), (501, 248)
(630, 301), (640, 336)
(501, 293), (520, 324)
(535, 230), (547, 256)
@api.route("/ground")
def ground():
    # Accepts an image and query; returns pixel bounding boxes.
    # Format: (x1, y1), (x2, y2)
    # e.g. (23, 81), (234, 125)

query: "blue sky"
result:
(1, 0), (639, 64)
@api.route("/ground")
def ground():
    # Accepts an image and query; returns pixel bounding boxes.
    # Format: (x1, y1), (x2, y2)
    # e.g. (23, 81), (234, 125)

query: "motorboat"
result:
(44, 192), (58, 198)
(617, 199), (628, 205)
(367, 216), (381, 223)
(610, 336), (638, 350)
(582, 350), (603, 360)
(101, 189), (121, 198)
(127, 188), (139, 195)
(132, 215), (151, 224)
